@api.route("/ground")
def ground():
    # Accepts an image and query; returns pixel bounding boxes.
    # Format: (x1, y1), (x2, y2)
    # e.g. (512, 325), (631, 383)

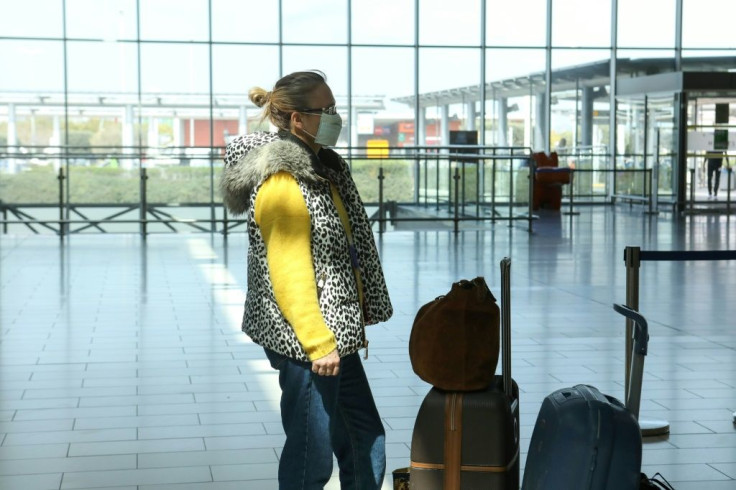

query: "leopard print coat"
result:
(221, 131), (393, 361)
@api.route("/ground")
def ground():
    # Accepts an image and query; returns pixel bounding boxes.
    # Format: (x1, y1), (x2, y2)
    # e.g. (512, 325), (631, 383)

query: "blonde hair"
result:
(249, 70), (327, 131)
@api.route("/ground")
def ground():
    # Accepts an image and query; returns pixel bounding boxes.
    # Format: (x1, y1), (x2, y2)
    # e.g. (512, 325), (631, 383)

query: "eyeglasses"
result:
(299, 105), (338, 115)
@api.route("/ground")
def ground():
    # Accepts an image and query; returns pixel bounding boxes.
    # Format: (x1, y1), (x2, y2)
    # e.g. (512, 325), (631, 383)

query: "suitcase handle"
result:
(612, 303), (649, 420)
(501, 257), (512, 399)
(613, 303), (649, 356)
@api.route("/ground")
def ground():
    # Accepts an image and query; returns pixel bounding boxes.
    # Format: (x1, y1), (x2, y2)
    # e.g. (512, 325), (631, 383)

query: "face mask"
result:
(303, 112), (342, 147)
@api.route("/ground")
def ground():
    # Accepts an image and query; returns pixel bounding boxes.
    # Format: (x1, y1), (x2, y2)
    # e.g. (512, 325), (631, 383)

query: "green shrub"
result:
(349, 159), (414, 203)
(2, 160), (420, 206)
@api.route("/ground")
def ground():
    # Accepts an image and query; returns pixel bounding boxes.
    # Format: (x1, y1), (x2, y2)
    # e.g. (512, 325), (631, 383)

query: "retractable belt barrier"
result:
(623, 246), (736, 435)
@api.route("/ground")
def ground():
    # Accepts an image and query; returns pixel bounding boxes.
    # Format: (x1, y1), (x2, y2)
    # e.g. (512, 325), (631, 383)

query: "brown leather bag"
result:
(409, 277), (500, 391)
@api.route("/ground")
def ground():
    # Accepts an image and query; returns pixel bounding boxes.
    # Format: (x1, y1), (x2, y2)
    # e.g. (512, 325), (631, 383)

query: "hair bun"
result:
(248, 87), (270, 108)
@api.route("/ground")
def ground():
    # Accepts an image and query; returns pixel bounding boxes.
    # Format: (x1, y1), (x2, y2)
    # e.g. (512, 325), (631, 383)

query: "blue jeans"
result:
(264, 348), (386, 490)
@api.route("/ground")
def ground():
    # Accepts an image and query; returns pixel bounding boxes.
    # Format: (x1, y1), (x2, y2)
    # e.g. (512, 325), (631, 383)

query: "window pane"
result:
(617, 49), (676, 77)
(352, 0), (414, 45)
(419, 49), (480, 94)
(282, 46), (348, 100)
(487, 48), (545, 81)
(282, 0), (347, 44)
(0, 0), (62, 38)
(682, 50), (736, 65)
(352, 48), (414, 146)
(486, 0), (547, 47)
(552, 0), (610, 47)
(617, 0), (675, 48)
(0, 109), (60, 204)
(213, 45), (280, 95)
(0, 41), (64, 92)
(140, 0), (209, 41)
(212, 45), (280, 138)
(419, 0), (480, 46)
(683, 0), (736, 48)
(212, 0), (279, 43)
(552, 49), (610, 70)
(486, 49), (546, 147)
(419, 49), (480, 145)
(140, 43), (210, 94)
(67, 41), (138, 94)
(66, 0), (138, 40)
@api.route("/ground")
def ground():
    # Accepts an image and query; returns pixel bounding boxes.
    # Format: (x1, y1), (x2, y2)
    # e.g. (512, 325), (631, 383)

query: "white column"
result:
(238, 106), (247, 136)
(51, 116), (61, 171)
(417, 106), (426, 146)
(440, 104), (449, 146)
(173, 116), (182, 148)
(148, 116), (158, 148)
(535, 92), (547, 152)
(498, 97), (508, 147)
(7, 103), (17, 173)
(350, 106), (358, 148)
(122, 105), (134, 170)
(466, 101), (476, 131)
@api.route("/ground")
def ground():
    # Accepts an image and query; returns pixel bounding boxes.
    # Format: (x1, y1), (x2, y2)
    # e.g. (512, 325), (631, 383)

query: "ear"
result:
(290, 111), (303, 131)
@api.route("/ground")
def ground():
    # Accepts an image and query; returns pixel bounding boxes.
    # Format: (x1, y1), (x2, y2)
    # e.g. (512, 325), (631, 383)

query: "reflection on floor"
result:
(1, 206), (735, 490)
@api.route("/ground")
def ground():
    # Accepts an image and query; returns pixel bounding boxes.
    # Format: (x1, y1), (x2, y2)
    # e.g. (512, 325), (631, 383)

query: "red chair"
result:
(532, 151), (572, 210)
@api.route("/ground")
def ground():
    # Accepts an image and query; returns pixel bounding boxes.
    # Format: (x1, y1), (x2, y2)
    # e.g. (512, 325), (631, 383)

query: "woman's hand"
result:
(312, 349), (340, 376)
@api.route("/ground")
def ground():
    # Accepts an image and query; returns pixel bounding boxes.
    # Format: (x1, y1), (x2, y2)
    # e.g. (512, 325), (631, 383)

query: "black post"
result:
(727, 167), (732, 215)
(378, 166), (385, 234)
(222, 205), (229, 239)
(564, 169), (579, 216)
(453, 166), (460, 233)
(140, 167), (148, 239)
(58, 167), (65, 240)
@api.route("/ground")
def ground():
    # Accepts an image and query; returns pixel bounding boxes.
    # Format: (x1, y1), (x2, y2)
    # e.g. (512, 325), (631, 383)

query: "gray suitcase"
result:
(410, 258), (519, 490)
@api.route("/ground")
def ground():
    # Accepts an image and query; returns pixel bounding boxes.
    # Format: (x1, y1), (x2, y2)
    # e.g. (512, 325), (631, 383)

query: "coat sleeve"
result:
(254, 171), (337, 360)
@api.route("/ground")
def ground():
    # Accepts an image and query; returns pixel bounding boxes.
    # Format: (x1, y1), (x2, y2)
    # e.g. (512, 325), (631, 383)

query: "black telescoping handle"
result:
(613, 303), (649, 355)
(613, 303), (649, 419)
(501, 257), (512, 398)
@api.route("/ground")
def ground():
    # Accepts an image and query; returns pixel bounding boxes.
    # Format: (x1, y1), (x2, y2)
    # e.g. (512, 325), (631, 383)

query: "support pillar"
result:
(122, 105), (134, 170)
(52, 116), (61, 172)
(173, 116), (182, 148)
(535, 92), (547, 151)
(581, 87), (594, 147)
(440, 104), (449, 146)
(417, 106), (426, 147)
(498, 97), (509, 147)
(7, 103), (17, 174)
(239, 105), (247, 136)
(466, 101), (476, 131)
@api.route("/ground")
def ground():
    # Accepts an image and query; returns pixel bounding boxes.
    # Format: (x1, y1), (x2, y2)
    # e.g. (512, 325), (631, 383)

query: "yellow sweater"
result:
(254, 171), (363, 361)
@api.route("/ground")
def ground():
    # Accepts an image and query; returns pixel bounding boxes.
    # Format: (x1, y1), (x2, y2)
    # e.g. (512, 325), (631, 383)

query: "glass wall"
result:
(1, 0), (735, 232)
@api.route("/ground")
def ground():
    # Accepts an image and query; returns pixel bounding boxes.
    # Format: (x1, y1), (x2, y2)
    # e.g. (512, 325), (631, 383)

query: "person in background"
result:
(555, 137), (568, 154)
(220, 70), (393, 490)
(705, 151), (730, 199)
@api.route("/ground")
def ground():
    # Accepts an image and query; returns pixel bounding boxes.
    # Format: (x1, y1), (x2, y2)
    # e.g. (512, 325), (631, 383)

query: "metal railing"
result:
(0, 144), (538, 237)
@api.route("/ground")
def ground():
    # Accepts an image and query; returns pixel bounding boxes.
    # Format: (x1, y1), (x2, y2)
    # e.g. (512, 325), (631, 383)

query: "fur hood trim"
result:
(220, 132), (321, 215)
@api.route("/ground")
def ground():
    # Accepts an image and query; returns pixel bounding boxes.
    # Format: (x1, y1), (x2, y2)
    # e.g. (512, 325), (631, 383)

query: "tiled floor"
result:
(1, 205), (735, 490)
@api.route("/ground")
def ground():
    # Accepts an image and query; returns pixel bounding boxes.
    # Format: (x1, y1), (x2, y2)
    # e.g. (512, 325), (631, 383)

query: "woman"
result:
(220, 70), (393, 490)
